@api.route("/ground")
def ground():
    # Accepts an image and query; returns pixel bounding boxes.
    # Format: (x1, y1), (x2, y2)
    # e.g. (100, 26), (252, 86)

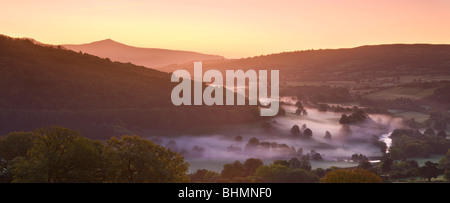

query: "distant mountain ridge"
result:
(63, 39), (224, 68)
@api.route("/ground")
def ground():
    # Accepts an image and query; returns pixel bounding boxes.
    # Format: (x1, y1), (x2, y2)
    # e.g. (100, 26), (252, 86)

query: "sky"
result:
(1, 0), (450, 58)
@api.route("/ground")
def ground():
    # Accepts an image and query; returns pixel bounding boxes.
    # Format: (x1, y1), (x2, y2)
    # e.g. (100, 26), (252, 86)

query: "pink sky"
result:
(1, 0), (450, 58)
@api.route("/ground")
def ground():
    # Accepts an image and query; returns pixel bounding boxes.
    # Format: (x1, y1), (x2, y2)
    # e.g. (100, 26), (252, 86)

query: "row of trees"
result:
(353, 149), (450, 182)
(242, 137), (324, 160)
(0, 126), (189, 183)
(189, 157), (383, 183)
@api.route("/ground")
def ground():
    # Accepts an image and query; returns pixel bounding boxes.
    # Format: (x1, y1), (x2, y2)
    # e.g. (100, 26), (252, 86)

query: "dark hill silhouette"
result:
(63, 39), (224, 68)
(163, 44), (450, 82)
(0, 35), (259, 139)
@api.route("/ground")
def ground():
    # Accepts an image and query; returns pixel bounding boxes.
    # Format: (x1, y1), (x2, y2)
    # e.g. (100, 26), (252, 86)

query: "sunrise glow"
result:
(2, 0), (450, 58)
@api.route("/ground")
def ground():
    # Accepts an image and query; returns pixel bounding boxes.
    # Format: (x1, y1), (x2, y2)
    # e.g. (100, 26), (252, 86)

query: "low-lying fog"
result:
(148, 97), (404, 173)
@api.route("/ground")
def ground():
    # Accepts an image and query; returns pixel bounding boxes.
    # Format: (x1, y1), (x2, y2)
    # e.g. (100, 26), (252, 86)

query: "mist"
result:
(147, 98), (406, 172)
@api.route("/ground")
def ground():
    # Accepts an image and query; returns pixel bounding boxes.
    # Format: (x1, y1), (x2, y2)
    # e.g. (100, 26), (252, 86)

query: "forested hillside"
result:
(0, 35), (260, 139)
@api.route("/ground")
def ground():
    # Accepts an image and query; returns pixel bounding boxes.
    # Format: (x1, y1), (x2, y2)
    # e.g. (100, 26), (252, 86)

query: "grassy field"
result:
(363, 86), (437, 101)
(394, 111), (430, 123)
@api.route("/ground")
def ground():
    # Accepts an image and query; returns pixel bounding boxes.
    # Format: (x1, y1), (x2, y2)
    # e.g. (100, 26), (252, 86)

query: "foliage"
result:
(417, 161), (439, 182)
(0, 132), (34, 182)
(444, 170), (450, 182)
(389, 160), (419, 179)
(104, 135), (189, 183)
(254, 164), (319, 183)
(339, 108), (369, 124)
(11, 126), (105, 183)
(290, 125), (300, 135)
(0, 126), (189, 183)
(243, 158), (264, 177)
(389, 128), (450, 159)
(221, 161), (244, 180)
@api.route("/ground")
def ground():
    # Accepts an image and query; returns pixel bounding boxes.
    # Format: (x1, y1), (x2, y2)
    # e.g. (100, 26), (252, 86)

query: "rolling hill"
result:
(63, 39), (224, 68)
(0, 35), (259, 139)
(162, 44), (450, 83)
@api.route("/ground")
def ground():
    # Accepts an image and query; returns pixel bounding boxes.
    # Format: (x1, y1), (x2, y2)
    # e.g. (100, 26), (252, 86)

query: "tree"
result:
(310, 150), (323, 160)
(234, 135), (243, 142)
(300, 155), (312, 171)
(320, 168), (382, 183)
(104, 135), (189, 183)
(11, 126), (105, 183)
(380, 154), (393, 172)
(423, 128), (435, 136)
(358, 157), (372, 170)
(324, 131), (332, 139)
(0, 132), (34, 161)
(290, 125), (300, 135)
(417, 161), (439, 182)
(288, 158), (301, 169)
(221, 161), (244, 179)
(243, 158), (264, 177)
(254, 164), (318, 183)
(297, 148), (303, 157)
(203, 171), (221, 183)
(295, 101), (304, 109)
(301, 124), (307, 131)
(313, 168), (326, 178)
(303, 128), (313, 137)
(0, 132), (34, 183)
(245, 137), (260, 151)
(444, 170), (450, 182)
(302, 109), (308, 116)
(339, 114), (350, 124)
(438, 149), (450, 170)
(404, 143), (421, 157)
(189, 169), (208, 183)
(273, 160), (289, 167)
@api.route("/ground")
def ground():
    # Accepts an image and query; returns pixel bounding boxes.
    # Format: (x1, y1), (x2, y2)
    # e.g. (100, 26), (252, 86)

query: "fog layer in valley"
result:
(148, 98), (405, 172)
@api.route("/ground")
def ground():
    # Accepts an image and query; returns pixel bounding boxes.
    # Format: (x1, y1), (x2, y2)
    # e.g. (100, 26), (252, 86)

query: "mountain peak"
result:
(63, 39), (225, 68)
(91, 38), (122, 45)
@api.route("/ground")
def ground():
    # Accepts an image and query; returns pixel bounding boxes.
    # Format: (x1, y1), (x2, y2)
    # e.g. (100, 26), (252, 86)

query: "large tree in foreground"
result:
(9, 126), (190, 183)
(104, 135), (189, 183)
(11, 126), (105, 183)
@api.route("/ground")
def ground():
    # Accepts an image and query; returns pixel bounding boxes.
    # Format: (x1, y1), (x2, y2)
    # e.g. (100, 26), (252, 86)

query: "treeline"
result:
(0, 126), (189, 183)
(189, 157), (382, 183)
(0, 35), (260, 139)
(353, 153), (450, 182)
